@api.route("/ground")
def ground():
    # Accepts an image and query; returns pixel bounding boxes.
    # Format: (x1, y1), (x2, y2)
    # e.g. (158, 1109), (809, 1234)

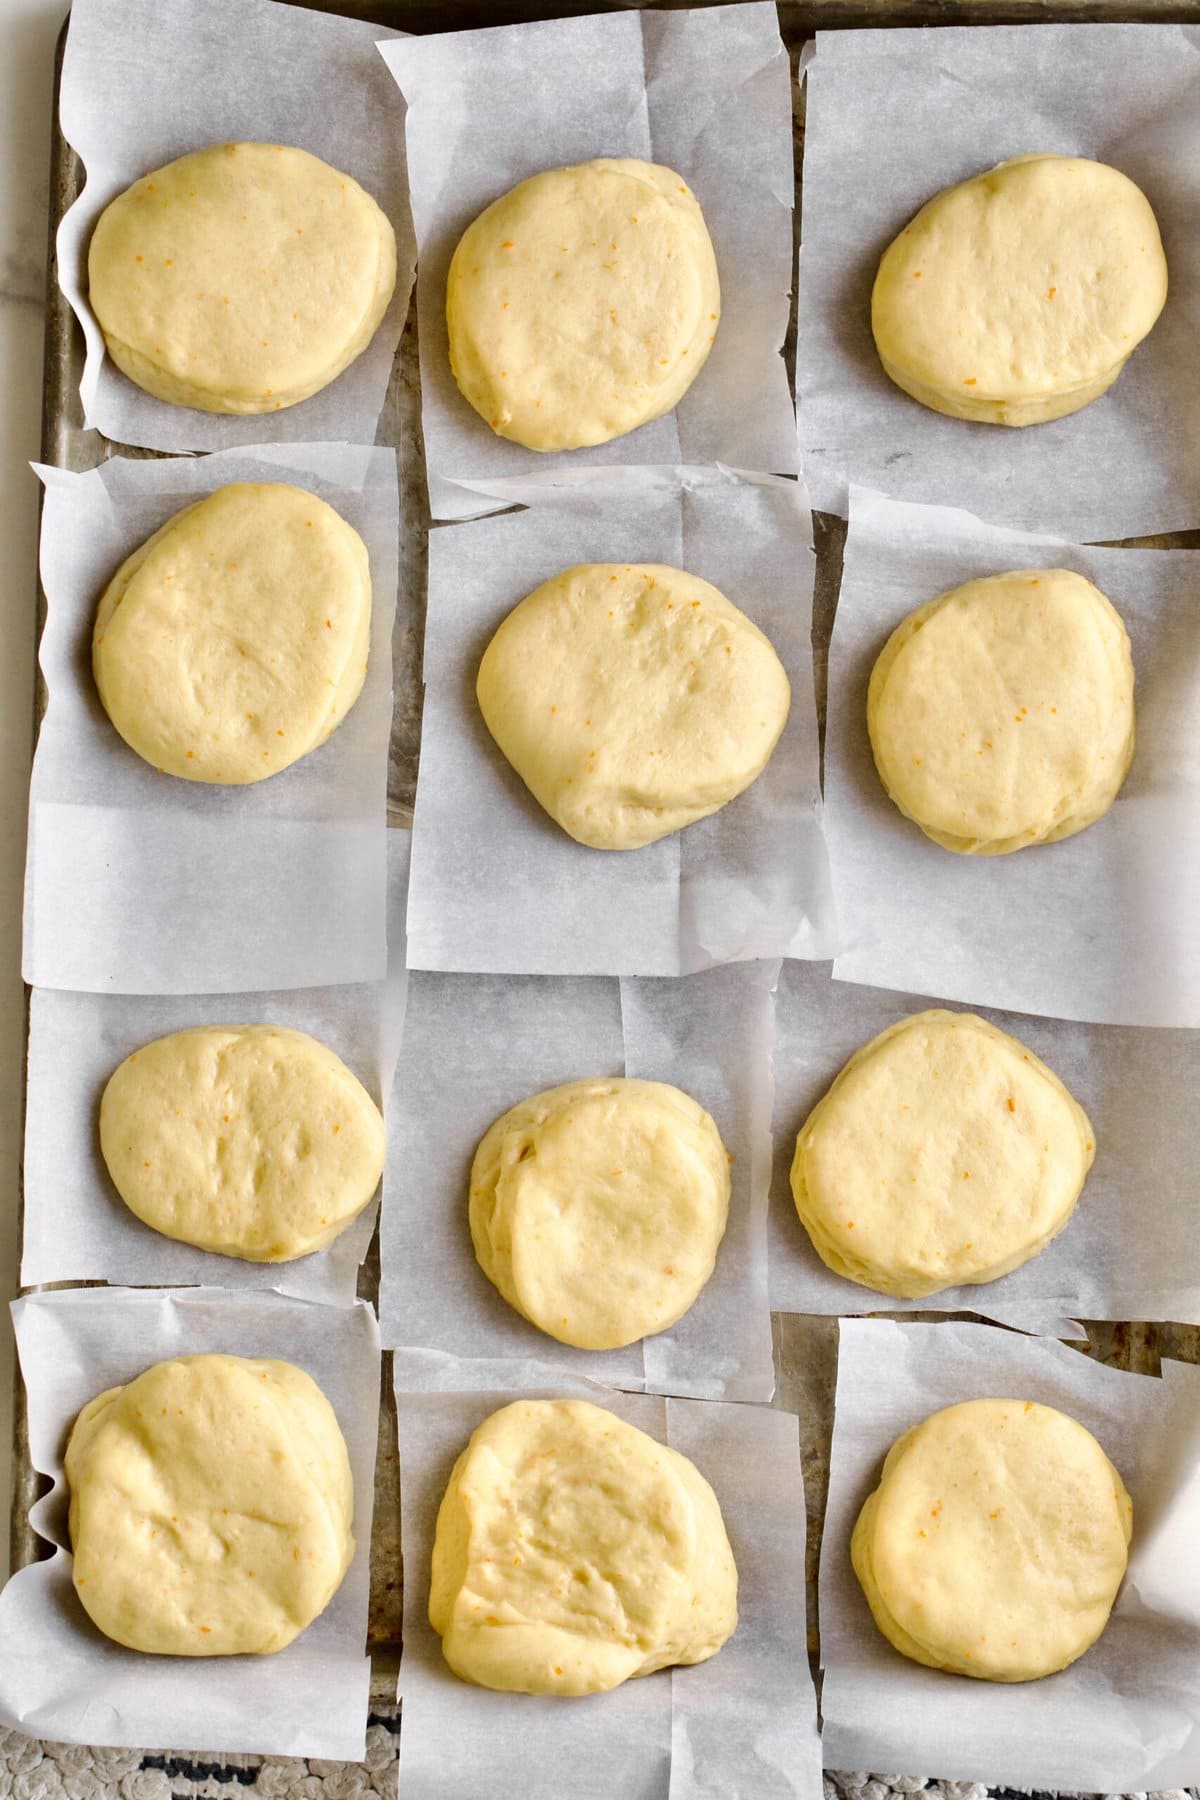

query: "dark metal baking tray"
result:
(22, 0), (1200, 1717)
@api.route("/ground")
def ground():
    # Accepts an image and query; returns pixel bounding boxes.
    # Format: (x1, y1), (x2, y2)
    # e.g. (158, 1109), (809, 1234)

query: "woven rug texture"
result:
(0, 1727), (1195, 1800)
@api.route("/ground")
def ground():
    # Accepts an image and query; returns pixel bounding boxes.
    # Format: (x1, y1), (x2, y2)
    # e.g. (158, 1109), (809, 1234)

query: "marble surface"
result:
(0, 0), (65, 1574)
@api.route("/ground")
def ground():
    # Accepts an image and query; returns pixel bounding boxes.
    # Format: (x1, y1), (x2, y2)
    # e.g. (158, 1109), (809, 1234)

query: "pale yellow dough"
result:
(476, 562), (790, 850)
(446, 158), (720, 451)
(88, 142), (397, 413)
(430, 1398), (737, 1695)
(790, 1010), (1094, 1299)
(66, 1354), (355, 1656)
(93, 482), (373, 785)
(469, 1077), (731, 1350)
(868, 568), (1135, 854)
(99, 1025), (386, 1262)
(871, 155), (1167, 425)
(851, 1398), (1132, 1682)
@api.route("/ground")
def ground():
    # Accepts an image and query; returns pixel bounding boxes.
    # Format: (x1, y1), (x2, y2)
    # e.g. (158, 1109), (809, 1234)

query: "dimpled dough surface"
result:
(88, 142), (397, 414)
(476, 562), (791, 850)
(93, 482), (372, 785)
(790, 1010), (1095, 1299)
(99, 1025), (386, 1262)
(851, 1398), (1132, 1682)
(867, 568), (1135, 854)
(446, 159), (721, 451)
(66, 1354), (355, 1656)
(429, 1399), (738, 1695)
(469, 1077), (731, 1350)
(871, 155), (1167, 426)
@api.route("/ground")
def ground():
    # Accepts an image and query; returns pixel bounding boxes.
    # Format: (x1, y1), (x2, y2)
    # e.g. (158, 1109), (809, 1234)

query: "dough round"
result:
(790, 1010), (1094, 1299)
(871, 155), (1167, 426)
(851, 1398), (1132, 1681)
(446, 158), (720, 451)
(470, 1077), (731, 1350)
(868, 568), (1135, 854)
(67, 1353), (355, 1656)
(99, 1025), (386, 1262)
(93, 482), (372, 784)
(88, 142), (397, 413)
(477, 562), (790, 850)
(430, 1398), (737, 1695)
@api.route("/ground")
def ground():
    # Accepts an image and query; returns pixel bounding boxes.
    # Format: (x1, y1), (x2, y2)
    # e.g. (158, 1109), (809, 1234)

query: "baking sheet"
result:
(56, 0), (414, 455)
(768, 961), (1200, 1336)
(821, 1318), (1200, 1789)
(22, 833), (410, 1304)
(796, 23), (1200, 542)
(0, 1287), (381, 1760)
(823, 485), (1200, 1027)
(23, 442), (400, 995)
(378, 2), (798, 520)
(406, 465), (836, 976)
(382, 959), (777, 1401)
(395, 1379), (821, 1800)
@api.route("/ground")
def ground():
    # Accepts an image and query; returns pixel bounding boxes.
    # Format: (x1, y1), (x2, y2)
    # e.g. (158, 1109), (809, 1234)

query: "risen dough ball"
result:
(446, 158), (720, 450)
(852, 1398), (1132, 1681)
(99, 1025), (386, 1262)
(790, 1010), (1094, 1299)
(93, 482), (372, 785)
(67, 1354), (355, 1656)
(88, 142), (397, 413)
(430, 1398), (737, 1695)
(871, 155), (1167, 426)
(469, 1077), (731, 1350)
(477, 562), (790, 850)
(868, 568), (1135, 854)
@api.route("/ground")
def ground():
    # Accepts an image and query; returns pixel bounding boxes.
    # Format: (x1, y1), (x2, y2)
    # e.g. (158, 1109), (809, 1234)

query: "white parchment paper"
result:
(407, 466), (835, 977)
(824, 486), (1200, 1027)
(57, 0), (414, 455)
(0, 1288), (381, 1760)
(23, 443), (400, 994)
(395, 1379), (821, 1800)
(379, 3), (798, 520)
(22, 833), (410, 1303)
(796, 24), (1200, 542)
(768, 961), (1200, 1337)
(821, 1319), (1200, 1789)
(382, 959), (776, 1401)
